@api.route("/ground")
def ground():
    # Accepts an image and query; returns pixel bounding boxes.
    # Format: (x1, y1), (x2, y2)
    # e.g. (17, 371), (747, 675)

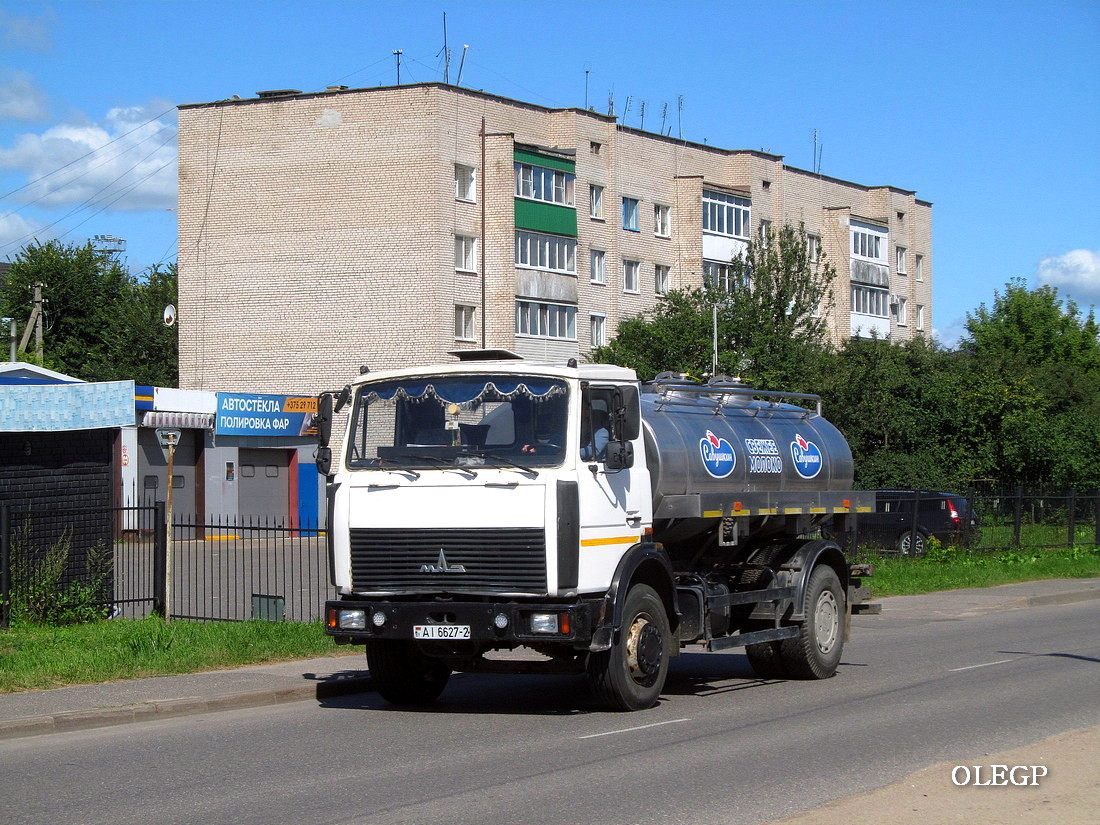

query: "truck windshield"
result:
(345, 375), (569, 470)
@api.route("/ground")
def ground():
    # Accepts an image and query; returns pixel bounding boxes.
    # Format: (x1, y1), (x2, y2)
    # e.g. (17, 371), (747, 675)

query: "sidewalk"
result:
(2, 577), (1098, 741)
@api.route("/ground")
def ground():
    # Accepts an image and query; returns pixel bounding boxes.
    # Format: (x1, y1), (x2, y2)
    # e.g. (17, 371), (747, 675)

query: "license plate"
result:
(414, 624), (471, 640)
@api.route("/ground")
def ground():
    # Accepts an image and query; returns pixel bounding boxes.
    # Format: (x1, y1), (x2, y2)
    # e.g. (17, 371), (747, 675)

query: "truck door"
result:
(576, 386), (651, 591)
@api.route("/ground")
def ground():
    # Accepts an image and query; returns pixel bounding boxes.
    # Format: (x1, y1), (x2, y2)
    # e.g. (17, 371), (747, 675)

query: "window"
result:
(590, 249), (606, 284)
(851, 228), (884, 260)
(894, 296), (908, 326)
(655, 264), (670, 295)
(514, 162), (575, 206)
(455, 305), (476, 340)
(896, 245), (908, 274)
(808, 234), (821, 263)
(454, 164), (476, 202)
(515, 300), (576, 339)
(851, 285), (889, 317)
(590, 314), (606, 348)
(915, 254), (924, 281)
(623, 259), (640, 293)
(454, 235), (477, 272)
(759, 219), (772, 247)
(514, 230), (576, 274)
(916, 304), (925, 331)
(704, 260), (741, 292)
(654, 204), (671, 237)
(622, 197), (639, 231)
(590, 184), (604, 219)
(703, 190), (751, 238)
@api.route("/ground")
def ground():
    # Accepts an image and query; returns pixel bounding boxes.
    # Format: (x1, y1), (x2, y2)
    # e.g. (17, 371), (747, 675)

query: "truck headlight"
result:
(530, 613), (559, 634)
(339, 609), (366, 630)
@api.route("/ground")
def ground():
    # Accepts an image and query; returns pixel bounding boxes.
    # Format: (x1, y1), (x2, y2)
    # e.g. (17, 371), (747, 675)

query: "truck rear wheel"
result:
(366, 640), (451, 705)
(778, 564), (845, 679)
(587, 584), (670, 711)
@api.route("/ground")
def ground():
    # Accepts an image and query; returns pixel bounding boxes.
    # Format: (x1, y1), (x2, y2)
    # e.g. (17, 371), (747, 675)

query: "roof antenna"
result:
(392, 49), (403, 85)
(438, 13), (450, 83)
(456, 44), (469, 86)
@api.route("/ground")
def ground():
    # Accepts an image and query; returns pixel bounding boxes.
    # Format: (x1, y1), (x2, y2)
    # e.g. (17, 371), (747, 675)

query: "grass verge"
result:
(0, 617), (350, 694)
(861, 544), (1100, 597)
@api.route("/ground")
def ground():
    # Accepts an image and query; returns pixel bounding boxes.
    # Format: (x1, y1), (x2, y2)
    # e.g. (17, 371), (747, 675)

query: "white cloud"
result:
(1036, 249), (1100, 309)
(932, 315), (969, 349)
(0, 70), (48, 121)
(0, 100), (177, 212)
(0, 210), (50, 257)
(0, 9), (54, 51)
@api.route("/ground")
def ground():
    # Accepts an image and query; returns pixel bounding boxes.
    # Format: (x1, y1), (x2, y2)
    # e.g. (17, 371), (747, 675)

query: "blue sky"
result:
(1, 0), (1097, 345)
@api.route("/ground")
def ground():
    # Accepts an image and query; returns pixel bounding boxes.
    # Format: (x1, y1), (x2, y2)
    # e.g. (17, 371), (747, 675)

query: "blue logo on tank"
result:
(700, 430), (737, 478)
(790, 433), (823, 479)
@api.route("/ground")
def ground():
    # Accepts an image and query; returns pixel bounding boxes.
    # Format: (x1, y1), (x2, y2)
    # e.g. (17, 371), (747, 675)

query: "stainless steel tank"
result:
(640, 381), (854, 514)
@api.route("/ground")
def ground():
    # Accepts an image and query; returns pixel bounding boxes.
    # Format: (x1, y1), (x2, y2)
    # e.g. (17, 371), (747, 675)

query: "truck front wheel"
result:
(366, 640), (451, 705)
(587, 584), (670, 711)
(779, 564), (845, 679)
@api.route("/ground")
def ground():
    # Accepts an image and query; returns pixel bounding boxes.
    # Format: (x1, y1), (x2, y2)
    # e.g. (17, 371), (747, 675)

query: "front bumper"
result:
(324, 597), (599, 648)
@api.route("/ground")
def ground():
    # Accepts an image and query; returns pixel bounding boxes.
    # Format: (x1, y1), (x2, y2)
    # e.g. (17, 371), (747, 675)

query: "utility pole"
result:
(18, 283), (44, 362)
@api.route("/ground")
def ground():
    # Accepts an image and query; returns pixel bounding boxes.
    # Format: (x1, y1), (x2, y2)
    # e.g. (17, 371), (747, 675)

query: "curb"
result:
(0, 675), (373, 742)
(1011, 588), (1100, 609)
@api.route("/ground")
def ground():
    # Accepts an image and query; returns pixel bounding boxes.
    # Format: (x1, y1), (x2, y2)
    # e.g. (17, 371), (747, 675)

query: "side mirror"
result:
(334, 384), (351, 413)
(315, 393), (334, 448)
(604, 440), (634, 470)
(316, 446), (332, 476)
(612, 386), (641, 441)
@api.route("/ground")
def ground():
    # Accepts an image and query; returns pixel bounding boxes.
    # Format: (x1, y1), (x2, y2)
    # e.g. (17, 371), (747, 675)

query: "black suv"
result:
(855, 491), (979, 554)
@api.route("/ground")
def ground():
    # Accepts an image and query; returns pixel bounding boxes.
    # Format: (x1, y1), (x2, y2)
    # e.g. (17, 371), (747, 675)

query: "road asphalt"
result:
(2, 576), (1098, 742)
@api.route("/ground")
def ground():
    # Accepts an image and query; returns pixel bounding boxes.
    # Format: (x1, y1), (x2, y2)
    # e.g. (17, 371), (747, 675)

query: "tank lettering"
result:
(700, 430), (736, 478)
(744, 438), (783, 473)
(791, 433), (824, 479)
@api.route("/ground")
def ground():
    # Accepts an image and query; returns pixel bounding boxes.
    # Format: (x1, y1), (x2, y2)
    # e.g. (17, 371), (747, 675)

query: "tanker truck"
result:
(318, 351), (877, 711)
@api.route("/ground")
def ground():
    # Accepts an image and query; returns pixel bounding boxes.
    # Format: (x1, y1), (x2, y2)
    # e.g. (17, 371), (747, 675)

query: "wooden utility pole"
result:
(17, 283), (44, 362)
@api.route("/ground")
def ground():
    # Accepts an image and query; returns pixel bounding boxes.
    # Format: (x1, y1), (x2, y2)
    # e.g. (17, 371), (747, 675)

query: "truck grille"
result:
(349, 528), (547, 593)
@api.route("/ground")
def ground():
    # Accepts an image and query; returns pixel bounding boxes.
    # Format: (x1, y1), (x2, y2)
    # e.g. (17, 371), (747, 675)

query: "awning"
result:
(141, 411), (215, 430)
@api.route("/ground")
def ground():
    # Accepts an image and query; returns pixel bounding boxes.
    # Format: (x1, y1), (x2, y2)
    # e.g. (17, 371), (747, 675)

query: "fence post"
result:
(1067, 489), (1077, 549)
(909, 490), (922, 554)
(152, 500), (167, 618)
(1095, 489), (1100, 548)
(1, 504), (10, 629)
(1013, 485), (1023, 548)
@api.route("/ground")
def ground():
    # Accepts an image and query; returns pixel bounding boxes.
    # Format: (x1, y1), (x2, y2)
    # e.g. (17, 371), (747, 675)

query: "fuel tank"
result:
(640, 379), (854, 512)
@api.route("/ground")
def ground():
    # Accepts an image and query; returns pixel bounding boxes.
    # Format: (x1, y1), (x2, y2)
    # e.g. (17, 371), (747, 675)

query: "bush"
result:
(3, 524), (111, 626)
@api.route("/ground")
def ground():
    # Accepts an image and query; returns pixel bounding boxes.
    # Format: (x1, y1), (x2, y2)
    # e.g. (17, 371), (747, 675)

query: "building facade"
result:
(177, 83), (931, 395)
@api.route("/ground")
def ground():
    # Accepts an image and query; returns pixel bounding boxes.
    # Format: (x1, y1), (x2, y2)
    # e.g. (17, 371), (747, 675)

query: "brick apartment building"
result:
(177, 82), (931, 396)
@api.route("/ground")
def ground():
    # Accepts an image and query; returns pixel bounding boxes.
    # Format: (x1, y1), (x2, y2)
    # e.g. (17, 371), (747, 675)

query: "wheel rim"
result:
(814, 589), (839, 654)
(625, 613), (663, 687)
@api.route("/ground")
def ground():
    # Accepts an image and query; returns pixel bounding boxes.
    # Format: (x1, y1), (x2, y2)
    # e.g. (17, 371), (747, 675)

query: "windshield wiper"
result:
(369, 455), (420, 480)
(404, 454), (478, 479)
(463, 452), (539, 479)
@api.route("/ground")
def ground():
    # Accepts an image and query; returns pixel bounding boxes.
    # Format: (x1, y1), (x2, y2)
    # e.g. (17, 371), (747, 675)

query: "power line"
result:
(0, 104), (177, 205)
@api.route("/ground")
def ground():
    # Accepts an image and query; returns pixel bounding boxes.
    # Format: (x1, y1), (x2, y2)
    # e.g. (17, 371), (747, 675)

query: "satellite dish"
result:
(163, 304), (177, 327)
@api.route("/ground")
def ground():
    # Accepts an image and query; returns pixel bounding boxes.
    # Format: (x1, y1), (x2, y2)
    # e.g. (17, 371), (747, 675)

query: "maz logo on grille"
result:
(420, 549), (468, 574)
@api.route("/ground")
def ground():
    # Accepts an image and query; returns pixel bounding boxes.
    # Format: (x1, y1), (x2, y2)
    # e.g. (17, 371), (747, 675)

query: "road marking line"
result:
(948, 658), (1014, 672)
(577, 718), (691, 739)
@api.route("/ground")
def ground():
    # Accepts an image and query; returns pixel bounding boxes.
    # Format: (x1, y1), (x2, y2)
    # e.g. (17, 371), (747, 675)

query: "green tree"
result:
(1, 240), (178, 385)
(959, 279), (1100, 489)
(592, 223), (836, 389)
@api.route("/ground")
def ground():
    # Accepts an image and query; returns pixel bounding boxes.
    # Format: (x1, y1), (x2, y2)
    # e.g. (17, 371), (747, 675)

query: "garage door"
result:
(237, 449), (291, 526)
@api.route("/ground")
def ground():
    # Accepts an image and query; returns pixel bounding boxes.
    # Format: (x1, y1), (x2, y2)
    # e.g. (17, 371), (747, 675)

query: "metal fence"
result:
(847, 488), (1100, 555)
(2, 488), (1098, 627)
(0, 502), (330, 627)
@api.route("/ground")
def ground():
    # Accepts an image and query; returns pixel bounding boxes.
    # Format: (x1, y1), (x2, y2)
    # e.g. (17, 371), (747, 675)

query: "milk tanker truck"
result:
(319, 351), (877, 711)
